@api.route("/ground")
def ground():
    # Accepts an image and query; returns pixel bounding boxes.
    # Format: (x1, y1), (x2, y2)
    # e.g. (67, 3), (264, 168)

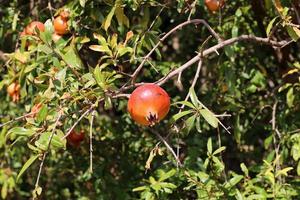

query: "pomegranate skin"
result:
(25, 21), (45, 35)
(205, 0), (225, 12)
(53, 16), (68, 35)
(7, 82), (21, 102)
(67, 130), (85, 147)
(127, 84), (170, 126)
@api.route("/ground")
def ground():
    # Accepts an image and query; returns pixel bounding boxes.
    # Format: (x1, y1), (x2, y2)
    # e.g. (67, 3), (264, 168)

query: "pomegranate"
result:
(25, 21), (45, 35)
(205, 0), (225, 12)
(7, 82), (21, 102)
(53, 11), (69, 35)
(127, 84), (170, 126)
(67, 130), (85, 147)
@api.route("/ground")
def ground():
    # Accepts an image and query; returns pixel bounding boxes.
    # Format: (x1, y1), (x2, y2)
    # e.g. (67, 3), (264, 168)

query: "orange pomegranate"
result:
(67, 130), (85, 147)
(127, 84), (170, 126)
(25, 21), (45, 35)
(205, 0), (225, 12)
(7, 82), (21, 102)
(53, 11), (69, 35)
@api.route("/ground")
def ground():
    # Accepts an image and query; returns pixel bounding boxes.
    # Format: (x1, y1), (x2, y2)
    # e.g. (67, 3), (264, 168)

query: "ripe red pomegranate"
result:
(205, 0), (225, 12)
(127, 84), (170, 126)
(67, 130), (85, 147)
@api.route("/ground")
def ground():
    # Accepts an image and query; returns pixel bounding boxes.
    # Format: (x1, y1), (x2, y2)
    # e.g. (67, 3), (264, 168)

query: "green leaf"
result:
(172, 110), (193, 122)
(200, 109), (218, 128)
(35, 131), (65, 151)
(240, 163), (249, 177)
(7, 127), (35, 139)
(158, 169), (176, 182)
(195, 116), (201, 133)
(36, 105), (48, 123)
(212, 146), (226, 155)
(266, 17), (278, 36)
(286, 26), (300, 41)
(38, 44), (53, 54)
(94, 66), (106, 90)
(104, 96), (112, 110)
(17, 154), (39, 182)
(132, 186), (147, 192)
(286, 87), (294, 108)
(89, 45), (112, 55)
(173, 101), (196, 109)
(1, 182), (7, 199)
(185, 114), (196, 133)
(93, 33), (107, 44)
(117, 46), (132, 57)
(297, 161), (300, 176)
(212, 156), (225, 172)
(62, 47), (84, 70)
(275, 167), (293, 177)
(224, 175), (243, 189)
(207, 138), (212, 154)
(189, 87), (198, 107)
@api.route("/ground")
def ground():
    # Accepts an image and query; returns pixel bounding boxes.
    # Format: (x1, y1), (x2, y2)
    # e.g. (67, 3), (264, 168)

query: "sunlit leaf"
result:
(200, 109), (218, 128)
(17, 154), (39, 182)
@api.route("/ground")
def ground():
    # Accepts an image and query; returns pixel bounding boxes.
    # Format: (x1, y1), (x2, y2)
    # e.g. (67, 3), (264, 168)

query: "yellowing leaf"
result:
(115, 6), (129, 27)
(89, 45), (112, 55)
(274, 0), (283, 12)
(14, 51), (27, 63)
(293, 27), (300, 37)
(103, 6), (116, 31)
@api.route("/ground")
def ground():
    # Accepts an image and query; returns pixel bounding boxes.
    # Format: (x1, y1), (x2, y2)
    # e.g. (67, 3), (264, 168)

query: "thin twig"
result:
(89, 110), (96, 173)
(179, 59), (203, 112)
(61, 105), (95, 140)
(34, 110), (63, 189)
(0, 111), (39, 128)
(152, 131), (183, 167)
(271, 100), (282, 183)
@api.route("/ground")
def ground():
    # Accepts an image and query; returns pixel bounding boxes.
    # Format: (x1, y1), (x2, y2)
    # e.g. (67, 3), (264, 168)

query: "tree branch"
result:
(130, 19), (221, 84)
(155, 35), (292, 86)
(35, 110), (63, 189)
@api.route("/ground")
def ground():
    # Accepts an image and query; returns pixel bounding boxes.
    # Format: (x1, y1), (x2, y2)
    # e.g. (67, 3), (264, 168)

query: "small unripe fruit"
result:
(127, 84), (170, 126)
(205, 0), (225, 12)
(25, 21), (45, 35)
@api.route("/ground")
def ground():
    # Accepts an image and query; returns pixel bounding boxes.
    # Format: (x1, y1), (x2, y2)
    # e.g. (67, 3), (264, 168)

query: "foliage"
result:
(0, 0), (300, 199)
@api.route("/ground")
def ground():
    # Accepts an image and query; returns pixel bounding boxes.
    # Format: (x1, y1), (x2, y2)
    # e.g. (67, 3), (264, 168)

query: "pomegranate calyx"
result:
(146, 112), (158, 126)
